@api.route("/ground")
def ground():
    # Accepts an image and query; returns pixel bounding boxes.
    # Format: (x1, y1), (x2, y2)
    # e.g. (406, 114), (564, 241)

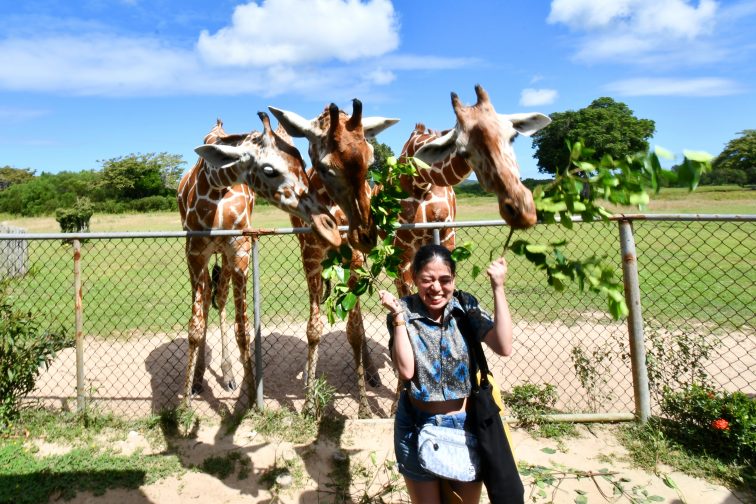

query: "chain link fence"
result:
(3, 216), (753, 420)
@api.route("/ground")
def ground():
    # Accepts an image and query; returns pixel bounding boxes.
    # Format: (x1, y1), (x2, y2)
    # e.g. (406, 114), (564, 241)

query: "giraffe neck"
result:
(401, 128), (472, 188)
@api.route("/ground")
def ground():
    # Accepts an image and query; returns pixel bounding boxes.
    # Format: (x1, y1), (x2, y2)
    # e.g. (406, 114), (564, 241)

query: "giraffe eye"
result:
(262, 164), (280, 177)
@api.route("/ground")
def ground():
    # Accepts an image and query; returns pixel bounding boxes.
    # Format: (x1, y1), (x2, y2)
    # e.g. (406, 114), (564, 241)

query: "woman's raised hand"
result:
(378, 290), (402, 314)
(487, 257), (508, 289)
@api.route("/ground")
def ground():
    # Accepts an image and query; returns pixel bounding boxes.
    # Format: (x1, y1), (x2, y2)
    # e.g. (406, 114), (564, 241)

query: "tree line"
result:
(1, 98), (753, 218)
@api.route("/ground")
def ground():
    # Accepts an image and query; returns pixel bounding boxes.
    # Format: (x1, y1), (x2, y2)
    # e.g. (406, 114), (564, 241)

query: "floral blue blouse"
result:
(387, 291), (494, 402)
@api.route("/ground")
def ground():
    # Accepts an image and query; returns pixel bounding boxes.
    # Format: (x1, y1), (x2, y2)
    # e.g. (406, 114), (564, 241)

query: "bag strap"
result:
(453, 291), (492, 390)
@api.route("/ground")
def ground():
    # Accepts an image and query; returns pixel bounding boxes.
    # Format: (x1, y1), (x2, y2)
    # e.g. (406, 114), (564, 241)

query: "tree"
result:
(707, 130), (756, 186)
(0, 166), (34, 190)
(369, 138), (395, 175)
(98, 152), (185, 200)
(531, 97), (656, 175)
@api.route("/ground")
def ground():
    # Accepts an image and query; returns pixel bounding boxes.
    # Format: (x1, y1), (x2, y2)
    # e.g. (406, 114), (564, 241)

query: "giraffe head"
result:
(269, 100), (399, 252)
(194, 112), (342, 248)
(413, 84), (551, 229)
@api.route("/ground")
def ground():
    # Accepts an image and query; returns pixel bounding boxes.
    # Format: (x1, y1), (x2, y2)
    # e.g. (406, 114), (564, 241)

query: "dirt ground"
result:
(39, 419), (752, 504)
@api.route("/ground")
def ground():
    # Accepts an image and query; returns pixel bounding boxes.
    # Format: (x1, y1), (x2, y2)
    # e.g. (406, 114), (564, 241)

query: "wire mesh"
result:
(2, 217), (752, 420)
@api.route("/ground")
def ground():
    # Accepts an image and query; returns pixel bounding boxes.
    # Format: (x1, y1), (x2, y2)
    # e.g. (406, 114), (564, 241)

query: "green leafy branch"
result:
(471, 142), (711, 320)
(321, 156), (419, 323)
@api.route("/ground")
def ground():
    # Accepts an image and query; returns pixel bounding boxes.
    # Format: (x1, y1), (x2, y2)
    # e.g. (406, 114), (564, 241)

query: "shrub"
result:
(661, 384), (755, 463)
(54, 197), (94, 234)
(503, 383), (575, 437)
(0, 283), (68, 429)
(128, 195), (177, 212)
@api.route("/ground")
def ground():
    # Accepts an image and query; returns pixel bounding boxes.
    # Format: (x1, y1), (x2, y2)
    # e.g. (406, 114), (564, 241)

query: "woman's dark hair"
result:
(411, 244), (456, 276)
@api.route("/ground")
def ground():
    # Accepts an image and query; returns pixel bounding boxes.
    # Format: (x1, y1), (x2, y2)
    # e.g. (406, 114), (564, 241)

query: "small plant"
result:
(0, 283), (68, 430)
(570, 338), (619, 412)
(504, 383), (576, 438)
(661, 384), (755, 464)
(644, 324), (720, 402)
(307, 374), (337, 421)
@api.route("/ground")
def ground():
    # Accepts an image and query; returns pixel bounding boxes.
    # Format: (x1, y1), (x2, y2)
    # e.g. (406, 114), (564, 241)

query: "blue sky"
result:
(1, 0), (754, 181)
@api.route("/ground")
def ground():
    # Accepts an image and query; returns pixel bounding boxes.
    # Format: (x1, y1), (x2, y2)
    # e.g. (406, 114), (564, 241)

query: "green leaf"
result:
(575, 495), (588, 504)
(654, 146), (674, 160)
(662, 474), (678, 489)
(525, 244), (550, 254)
(683, 150), (713, 163)
(411, 157), (430, 170)
(629, 191), (650, 206)
(541, 447), (557, 454)
(472, 265), (482, 279)
(648, 496), (664, 502)
(385, 156), (397, 167)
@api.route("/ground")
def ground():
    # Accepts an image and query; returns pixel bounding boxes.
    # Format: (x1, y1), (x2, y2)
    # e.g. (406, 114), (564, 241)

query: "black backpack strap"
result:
(453, 291), (491, 391)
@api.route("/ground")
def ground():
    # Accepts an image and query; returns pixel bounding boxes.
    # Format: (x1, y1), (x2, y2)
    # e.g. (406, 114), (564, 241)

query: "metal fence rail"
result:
(3, 215), (753, 420)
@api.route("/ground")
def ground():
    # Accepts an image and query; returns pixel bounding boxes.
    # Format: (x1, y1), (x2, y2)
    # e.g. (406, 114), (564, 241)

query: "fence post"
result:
(432, 228), (440, 245)
(73, 238), (86, 412)
(618, 220), (650, 423)
(252, 237), (264, 411)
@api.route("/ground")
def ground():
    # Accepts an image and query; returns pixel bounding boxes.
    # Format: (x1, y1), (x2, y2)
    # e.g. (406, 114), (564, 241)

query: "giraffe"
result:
(268, 100), (399, 417)
(391, 84), (551, 296)
(177, 113), (341, 409)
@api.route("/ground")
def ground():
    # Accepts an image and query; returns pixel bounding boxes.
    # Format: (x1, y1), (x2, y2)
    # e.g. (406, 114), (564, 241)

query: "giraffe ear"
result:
(412, 128), (459, 166)
(268, 106), (321, 140)
(362, 117), (400, 139)
(501, 113), (551, 137)
(195, 143), (245, 168)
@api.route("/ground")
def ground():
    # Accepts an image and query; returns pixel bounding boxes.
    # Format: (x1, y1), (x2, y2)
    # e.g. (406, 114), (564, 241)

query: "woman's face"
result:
(413, 257), (455, 318)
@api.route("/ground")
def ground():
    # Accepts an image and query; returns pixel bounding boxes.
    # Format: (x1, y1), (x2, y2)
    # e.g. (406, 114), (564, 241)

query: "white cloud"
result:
(605, 77), (746, 96)
(548, 0), (720, 64)
(0, 1), (476, 98)
(0, 107), (50, 121)
(197, 0), (399, 67)
(519, 88), (558, 106)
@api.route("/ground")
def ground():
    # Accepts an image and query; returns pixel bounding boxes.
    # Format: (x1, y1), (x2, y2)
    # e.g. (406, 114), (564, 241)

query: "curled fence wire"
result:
(2, 216), (753, 420)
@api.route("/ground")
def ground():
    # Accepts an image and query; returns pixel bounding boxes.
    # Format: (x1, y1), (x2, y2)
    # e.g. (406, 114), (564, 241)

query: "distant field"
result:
(1, 186), (754, 233)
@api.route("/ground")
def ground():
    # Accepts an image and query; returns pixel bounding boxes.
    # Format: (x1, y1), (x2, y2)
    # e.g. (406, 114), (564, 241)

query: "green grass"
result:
(618, 420), (755, 492)
(0, 409), (185, 504)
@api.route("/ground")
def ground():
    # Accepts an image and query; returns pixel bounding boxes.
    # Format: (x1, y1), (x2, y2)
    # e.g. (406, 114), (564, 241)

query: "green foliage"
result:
(307, 374), (337, 421)
(322, 155), (416, 322)
(98, 152), (184, 200)
(55, 197), (94, 234)
(644, 323), (720, 403)
(706, 129), (756, 186)
(0, 166), (34, 189)
(503, 383), (575, 438)
(570, 338), (620, 413)
(531, 97), (656, 176)
(661, 385), (755, 464)
(368, 138), (395, 176)
(0, 283), (68, 429)
(0, 152), (185, 217)
(520, 142), (712, 319)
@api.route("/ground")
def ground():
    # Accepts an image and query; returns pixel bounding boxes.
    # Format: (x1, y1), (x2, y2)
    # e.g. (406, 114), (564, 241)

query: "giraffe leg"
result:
(215, 256), (236, 391)
(347, 300), (374, 418)
(303, 278), (323, 416)
(185, 250), (211, 406)
(231, 237), (255, 409)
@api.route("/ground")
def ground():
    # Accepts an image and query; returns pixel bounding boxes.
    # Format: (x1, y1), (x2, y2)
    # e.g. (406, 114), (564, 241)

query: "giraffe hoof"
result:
(191, 383), (204, 396)
(225, 379), (237, 391)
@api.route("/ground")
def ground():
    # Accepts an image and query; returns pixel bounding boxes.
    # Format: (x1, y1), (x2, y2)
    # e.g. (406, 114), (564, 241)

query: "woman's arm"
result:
(482, 257), (514, 356)
(378, 290), (415, 380)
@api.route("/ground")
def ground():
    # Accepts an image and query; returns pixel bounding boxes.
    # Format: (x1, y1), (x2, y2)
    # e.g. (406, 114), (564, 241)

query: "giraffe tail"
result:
(211, 263), (222, 310)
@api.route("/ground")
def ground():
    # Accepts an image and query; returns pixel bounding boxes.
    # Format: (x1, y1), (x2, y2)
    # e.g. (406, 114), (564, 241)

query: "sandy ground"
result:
(29, 315), (755, 420)
(38, 419), (752, 504)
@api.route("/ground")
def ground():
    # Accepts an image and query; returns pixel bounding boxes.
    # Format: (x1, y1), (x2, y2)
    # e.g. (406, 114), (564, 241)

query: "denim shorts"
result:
(394, 391), (470, 482)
